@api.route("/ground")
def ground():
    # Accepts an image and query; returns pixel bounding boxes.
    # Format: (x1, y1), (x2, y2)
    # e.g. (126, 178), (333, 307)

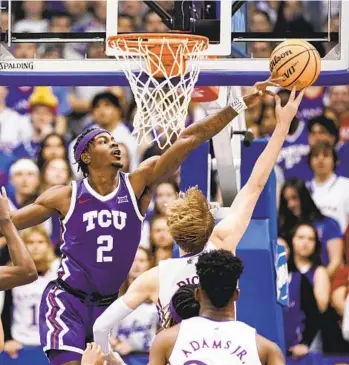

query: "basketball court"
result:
(0, 0), (348, 360)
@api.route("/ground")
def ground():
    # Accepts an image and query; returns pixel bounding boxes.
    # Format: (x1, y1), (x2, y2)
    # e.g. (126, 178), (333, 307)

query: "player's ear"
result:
(81, 152), (91, 165)
(233, 288), (240, 301)
(194, 287), (201, 302)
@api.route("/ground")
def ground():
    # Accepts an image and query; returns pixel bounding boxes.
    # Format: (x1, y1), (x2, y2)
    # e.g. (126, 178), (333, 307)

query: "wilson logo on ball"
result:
(283, 63), (298, 79)
(269, 50), (293, 70)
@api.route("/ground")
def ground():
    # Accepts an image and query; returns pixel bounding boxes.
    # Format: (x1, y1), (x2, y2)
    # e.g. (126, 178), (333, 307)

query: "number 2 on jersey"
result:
(97, 235), (113, 262)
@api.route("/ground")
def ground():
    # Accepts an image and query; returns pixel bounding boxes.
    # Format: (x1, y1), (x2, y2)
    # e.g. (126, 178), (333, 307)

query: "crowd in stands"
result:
(0, 0), (348, 364)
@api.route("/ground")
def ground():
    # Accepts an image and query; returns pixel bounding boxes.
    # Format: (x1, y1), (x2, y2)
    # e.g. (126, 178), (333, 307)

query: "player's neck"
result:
(200, 304), (235, 321)
(87, 169), (119, 196)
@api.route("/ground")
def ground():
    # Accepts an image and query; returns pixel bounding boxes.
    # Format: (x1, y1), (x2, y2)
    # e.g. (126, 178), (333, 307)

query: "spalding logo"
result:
(269, 50), (293, 71)
(0, 62), (34, 70)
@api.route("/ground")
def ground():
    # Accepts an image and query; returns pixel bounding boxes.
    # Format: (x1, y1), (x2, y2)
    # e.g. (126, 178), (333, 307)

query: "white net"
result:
(108, 34), (208, 149)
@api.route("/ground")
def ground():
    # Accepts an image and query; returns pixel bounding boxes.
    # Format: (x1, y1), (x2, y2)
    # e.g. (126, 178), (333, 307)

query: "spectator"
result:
(14, 87), (59, 160)
(13, 43), (39, 59)
(36, 133), (68, 170)
(327, 86), (349, 144)
(0, 86), (32, 151)
(40, 158), (72, 193)
(249, 10), (273, 32)
(150, 215), (174, 264)
(1, 226), (59, 359)
(143, 10), (168, 33)
(297, 87), (326, 122)
(279, 178), (343, 277)
(9, 159), (40, 209)
(328, 265), (349, 353)
(110, 248), (158, 359)
(14, 0), (48, 33)
(47, 11), (82, 60)
(249, 42), (273, 58)
(118, 143), (131, 174)
(69, 91), (139, 176)
(308, 142), (349, 234)
(118, 14), (136, 33)
(284, 223), (330, 359)
(153, 181), (179, 216)
(119, 1), (146, 30)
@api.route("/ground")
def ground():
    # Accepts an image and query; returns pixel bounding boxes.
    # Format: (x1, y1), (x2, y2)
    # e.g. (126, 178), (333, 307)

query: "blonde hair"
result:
(167, 186), (215, 254)
(21, 226), (56, 265)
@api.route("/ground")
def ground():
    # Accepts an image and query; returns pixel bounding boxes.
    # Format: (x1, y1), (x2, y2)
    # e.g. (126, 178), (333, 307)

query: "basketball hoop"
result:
(107, 33), (209, 149)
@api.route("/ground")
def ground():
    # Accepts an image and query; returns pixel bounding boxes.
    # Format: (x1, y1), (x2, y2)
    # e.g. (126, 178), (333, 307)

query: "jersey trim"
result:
(124, 173), (145, 221)
(61, 181), (77, 225)
(83, 175), (121, 202)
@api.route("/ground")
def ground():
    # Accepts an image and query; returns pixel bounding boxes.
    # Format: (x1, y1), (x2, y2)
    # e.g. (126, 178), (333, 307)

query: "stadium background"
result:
(0, 1), (349, 364)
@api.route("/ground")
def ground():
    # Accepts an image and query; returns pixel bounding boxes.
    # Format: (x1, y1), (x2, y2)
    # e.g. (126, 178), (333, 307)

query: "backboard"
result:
(0, 0), (348, 86)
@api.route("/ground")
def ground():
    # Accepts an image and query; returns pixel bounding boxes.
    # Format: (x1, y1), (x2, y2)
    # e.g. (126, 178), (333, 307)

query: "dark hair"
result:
(165, 284), (200, 328)
(196, 250), (243, 308)
(308, 141), (338, 168)
(91, 92), (121, 111)
(279, 178), (324, 239)
(73, 127), (97, 177)
(37, 133), (68, 170)
(287, 222), (322, 272)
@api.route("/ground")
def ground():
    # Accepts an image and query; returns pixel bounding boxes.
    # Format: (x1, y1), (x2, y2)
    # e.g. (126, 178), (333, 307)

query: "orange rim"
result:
(107, 33), (209, 55)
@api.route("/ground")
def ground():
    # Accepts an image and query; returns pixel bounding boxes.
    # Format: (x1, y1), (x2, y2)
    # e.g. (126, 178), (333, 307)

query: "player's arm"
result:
(93, 267), (159, 354)
(130, 79), (280, 197)
(148, 326), (178, 365)
(0, 188), (37, 290)
(256, 334), (285, 365)
(6, 185), (70, 232)
(210, 88), (304, 253)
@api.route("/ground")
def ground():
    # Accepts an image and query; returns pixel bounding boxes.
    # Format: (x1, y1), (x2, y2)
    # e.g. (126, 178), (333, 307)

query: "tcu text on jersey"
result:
(83, 210), (127, 231)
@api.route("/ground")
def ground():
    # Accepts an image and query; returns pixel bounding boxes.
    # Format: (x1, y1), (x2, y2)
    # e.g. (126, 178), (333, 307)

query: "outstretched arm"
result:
(210, 88), (304, 253)
(4, 185), (69, 233)
(93, 267), (158, 354)
(0, 188), (38, 290)
(130, 79), (280, 197)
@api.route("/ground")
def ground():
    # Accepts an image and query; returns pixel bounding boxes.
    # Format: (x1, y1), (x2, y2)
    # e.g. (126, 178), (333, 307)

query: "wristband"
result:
(229, 97), (248, 115)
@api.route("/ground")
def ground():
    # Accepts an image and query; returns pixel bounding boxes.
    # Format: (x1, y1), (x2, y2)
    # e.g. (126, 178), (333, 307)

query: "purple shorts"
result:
(39, 281), (108, 361)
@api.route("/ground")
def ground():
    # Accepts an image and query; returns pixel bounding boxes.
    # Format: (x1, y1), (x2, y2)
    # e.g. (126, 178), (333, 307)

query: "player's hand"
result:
(274, 87), (305, 128)
(289, 344), (309, 359)
(114, 340), (132, 356)
(244, 77), (283, 107)
(82, 343), (106, 365)
(3, 340), (23, 359)
(106, 351), (126, 365)
(0, 187), (11, 223)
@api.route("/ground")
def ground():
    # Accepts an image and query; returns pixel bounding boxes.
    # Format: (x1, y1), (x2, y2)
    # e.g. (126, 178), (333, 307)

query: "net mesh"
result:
(108, 35), (208, 149)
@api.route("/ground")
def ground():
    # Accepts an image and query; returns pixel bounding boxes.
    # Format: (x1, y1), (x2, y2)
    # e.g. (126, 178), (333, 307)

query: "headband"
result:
(169, 299), (183, 324)
(74, 128), (108, 162)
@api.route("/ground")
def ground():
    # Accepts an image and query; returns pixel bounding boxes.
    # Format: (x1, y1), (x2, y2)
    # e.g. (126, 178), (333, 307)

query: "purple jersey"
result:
(57, 172), (144, 296)
(297, 92), (325, 122)
(277, 120), (310, 180)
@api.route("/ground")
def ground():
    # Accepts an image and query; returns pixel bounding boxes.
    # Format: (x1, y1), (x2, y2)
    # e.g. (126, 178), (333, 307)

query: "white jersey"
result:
(113, 302), (158, 352)
(11, 259), (60, 345)
(157, 242), (216, 326)
(169, 317), (262, 365)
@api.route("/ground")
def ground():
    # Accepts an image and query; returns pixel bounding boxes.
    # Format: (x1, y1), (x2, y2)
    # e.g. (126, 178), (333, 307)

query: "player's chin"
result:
(111, 161), (124, 169)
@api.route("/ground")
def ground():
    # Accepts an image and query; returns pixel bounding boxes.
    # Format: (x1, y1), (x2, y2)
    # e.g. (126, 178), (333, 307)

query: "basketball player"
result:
(93, 88), (304, 352)
(0, 187), (38, 351)
(149, 250), (285, 365)
(1, 78), (277, 365)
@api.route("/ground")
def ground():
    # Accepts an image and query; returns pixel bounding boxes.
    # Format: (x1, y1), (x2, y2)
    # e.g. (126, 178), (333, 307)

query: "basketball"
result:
(269, 39), (321, 91)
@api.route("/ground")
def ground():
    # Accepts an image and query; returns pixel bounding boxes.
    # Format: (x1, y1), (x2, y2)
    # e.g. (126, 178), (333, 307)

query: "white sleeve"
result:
(342, 295), (349, 341)
(93, 296), (134, 354)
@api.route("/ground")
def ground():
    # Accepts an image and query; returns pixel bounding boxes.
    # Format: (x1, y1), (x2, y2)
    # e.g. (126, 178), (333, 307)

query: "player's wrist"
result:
(229, 97), (248, 115)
